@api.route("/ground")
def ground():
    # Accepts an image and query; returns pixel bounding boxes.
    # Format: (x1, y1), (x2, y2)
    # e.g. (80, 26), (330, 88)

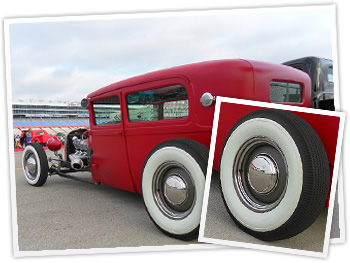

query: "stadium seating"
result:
(13, 118), (89, 136)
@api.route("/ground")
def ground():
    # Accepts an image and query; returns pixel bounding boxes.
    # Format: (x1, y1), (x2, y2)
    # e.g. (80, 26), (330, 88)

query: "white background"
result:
(1, 0), (349, 262)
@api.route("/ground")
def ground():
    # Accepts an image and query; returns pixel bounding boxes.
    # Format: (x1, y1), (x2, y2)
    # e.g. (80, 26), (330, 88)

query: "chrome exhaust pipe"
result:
(69, 154), (84, 170)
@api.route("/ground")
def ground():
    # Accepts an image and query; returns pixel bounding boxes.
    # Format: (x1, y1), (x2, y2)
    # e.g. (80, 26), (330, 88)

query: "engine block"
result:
(69, 136), (89, 170)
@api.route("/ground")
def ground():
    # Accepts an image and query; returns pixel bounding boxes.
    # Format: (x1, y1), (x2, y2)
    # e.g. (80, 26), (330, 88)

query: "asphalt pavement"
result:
(14, 151), (199, 251)
(203, 174), (340, 253)
(12, 150), (341, 252)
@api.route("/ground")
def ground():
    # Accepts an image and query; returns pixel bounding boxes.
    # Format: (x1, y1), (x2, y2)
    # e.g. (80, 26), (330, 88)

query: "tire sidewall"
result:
(220, 118), (303, 232)
(142, 146), (205, 235)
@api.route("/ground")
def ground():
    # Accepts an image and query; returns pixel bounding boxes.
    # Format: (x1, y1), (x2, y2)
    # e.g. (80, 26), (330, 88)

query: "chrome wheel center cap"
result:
(25, 156), (37, 175)
(247, 154), (279, 194)
(163, 175), (188, 206)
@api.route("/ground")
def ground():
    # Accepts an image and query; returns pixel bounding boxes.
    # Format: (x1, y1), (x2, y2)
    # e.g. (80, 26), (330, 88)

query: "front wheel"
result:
(220, 109), (329, 241)
(142, 139), (208, 240)
(22, 143), (49, 186)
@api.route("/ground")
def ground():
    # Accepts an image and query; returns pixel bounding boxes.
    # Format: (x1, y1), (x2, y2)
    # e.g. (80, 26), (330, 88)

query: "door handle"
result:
(114, 131), (124, 135)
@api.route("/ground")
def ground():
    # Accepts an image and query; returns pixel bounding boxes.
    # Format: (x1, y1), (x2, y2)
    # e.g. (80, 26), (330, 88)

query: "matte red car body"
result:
(85, 59), (330, 194)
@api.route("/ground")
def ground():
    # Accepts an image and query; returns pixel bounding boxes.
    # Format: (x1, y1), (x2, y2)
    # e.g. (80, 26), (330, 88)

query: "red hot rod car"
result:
(22, 58), (336, 241)
(20, 129), (55, 147)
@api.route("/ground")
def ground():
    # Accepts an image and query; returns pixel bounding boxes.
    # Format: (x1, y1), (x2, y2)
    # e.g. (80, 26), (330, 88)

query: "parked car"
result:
(20, 129), (55, 147)
(22, 58), (335, 241)
(283, 56), (334, 110)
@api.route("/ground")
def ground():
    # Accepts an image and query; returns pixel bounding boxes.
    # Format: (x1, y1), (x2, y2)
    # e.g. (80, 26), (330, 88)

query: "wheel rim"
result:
(233, 137), (288, 213)
(23, 151), (38, 181)
(152, 161), (195, 220)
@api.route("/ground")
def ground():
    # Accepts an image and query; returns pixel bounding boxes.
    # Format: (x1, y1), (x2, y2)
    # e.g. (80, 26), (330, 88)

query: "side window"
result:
(326, 66), (333, 83)
(270, 81), (302, 103)
(127, 85), (188, 122)
(92, 96), (121, 125)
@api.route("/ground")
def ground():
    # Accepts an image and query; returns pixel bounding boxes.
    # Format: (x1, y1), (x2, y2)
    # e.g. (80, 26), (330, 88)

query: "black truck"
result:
(283, 56), (334, 111)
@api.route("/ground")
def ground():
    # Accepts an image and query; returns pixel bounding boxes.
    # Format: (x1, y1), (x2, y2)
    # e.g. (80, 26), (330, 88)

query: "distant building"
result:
(12, 100), (89, 136)
(12, 99), (89, 119)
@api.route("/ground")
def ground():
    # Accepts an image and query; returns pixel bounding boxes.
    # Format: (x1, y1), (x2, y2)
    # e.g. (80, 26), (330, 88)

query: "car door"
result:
(89, 91), (135, 192)
(121, 78), (198, 193)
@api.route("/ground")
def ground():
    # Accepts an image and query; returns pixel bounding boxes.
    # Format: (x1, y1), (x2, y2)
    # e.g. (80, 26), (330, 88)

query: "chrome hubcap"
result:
(25, 155), (37, 174)
(163, 175), (188, 206)
(247, 154), (279, 195)
(152, 162), (195, 220)
(233, 137), (288, 213)
(23, 152), (38, 180)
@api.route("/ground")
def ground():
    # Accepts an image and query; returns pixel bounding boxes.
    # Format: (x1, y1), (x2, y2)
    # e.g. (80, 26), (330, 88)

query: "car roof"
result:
(283, 56), (332, 65)
(87, 59), (250, 98)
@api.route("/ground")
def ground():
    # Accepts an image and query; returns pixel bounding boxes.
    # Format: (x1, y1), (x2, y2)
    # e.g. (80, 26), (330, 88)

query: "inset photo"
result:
(199, 97), (345, 257)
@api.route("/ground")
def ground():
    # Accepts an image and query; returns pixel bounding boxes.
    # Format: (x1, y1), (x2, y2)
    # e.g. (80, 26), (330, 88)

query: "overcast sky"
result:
(7, 6), (334, 103)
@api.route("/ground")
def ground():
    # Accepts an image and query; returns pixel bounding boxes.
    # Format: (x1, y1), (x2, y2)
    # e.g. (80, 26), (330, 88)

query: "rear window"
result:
(126, 85), (188, 122)
(270, 81), (302, 103)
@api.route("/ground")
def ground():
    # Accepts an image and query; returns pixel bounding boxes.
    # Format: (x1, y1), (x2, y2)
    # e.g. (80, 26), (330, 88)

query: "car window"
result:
(270, 81), (302, 103)
(326, 66), (333, 83)
(92, 96), (121, 125)
(126, 85), (189, 122)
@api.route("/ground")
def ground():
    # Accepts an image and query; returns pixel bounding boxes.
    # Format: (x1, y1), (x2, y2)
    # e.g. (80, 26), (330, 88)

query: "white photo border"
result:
(4, 4), (343, 257)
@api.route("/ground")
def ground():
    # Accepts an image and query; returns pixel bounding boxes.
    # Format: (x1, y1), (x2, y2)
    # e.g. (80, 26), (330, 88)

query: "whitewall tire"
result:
(22, 143), (49, 186)
(220, 109), (329, 241)
(142, 139), (208, 240)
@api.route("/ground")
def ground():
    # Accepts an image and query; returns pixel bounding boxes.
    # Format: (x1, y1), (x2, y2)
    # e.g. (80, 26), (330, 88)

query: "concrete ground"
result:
(12, 150), (341, 252)
(203, 174), (339, 253)
(14, 151), (199, 251)
(331, 189), (340, 239)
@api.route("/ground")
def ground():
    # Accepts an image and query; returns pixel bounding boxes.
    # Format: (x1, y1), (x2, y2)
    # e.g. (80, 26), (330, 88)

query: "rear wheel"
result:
(142, 139), (208, 240)
(220, 109), (329, 241)
(22, 143), (49, 186)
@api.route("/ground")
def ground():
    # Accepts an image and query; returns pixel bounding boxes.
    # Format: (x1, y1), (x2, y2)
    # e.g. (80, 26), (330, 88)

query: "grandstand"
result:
(12, 99), (89, 137)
